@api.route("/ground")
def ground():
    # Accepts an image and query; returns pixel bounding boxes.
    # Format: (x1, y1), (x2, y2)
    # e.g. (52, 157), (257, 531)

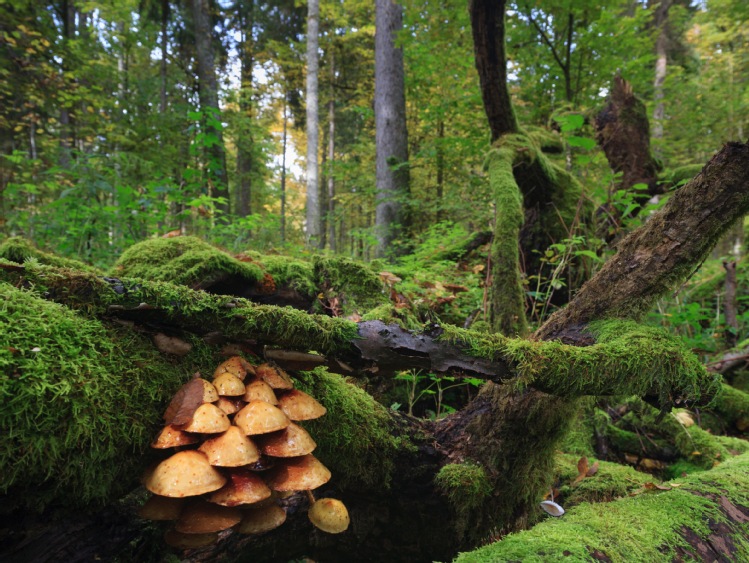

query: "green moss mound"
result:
(111, 236), (264, 289)
(294, 368), (413, 489)
(455, 453), (749, 562)
(0, 236), (99, 273)
(0, 282), (211, 511)
(435, 462), (492, 521)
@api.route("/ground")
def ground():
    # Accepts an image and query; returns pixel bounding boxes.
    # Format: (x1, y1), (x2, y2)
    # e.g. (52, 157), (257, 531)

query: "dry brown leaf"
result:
(153, 333), (193, 356)
(654, 483), (672, 490)
(163, 379), (205, 426)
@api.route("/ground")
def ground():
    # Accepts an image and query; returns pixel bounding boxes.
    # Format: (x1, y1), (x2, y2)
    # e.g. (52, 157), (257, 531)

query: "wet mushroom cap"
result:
(277, 389), (327, 421)
(151, 424), (199, 449)
(215, 396), (245, 415)
(213, 356), (249, 380)
(198, 426), (260, 467)
(179, 403), (231, 434)
(265, 454), (331, 491)
(258, 422), (316, 457)
(138, 495), (185, 521)
(236, 503), (287, 534)
(234, 401), (290, 435)
(308, 498), (350, 534)
(174, 500), (242, 534)
(208, 468), (272, 507)
(242, 380), (279, 405)
(145, 450), (226, 498)
(212, 372), (246, 396)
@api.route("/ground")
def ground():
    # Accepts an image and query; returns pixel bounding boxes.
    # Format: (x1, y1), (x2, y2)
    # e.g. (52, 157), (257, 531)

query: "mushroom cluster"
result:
(139, 357), (350, 549)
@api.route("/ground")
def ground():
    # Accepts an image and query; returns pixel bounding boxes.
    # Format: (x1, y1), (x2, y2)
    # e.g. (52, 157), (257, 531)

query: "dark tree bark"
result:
(191, 0), (230, 214)
(469, 0), (518, 141)
(374, 0), (410, 257)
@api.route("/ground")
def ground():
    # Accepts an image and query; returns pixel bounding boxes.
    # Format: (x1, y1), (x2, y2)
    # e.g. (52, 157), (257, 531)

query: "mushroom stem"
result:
(306, 490), (316, 505)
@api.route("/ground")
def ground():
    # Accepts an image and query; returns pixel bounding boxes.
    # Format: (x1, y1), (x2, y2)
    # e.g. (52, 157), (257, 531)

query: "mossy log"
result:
(455, 452), (749, 562)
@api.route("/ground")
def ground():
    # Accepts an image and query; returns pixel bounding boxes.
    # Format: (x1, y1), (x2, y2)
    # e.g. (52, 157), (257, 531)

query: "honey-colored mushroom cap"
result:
(265, 454), (331, 491)
(256, 363), (295, 390)
(138, 495), (185, 521)
(179, 403), (231, 434)
(308, 498), (350, 534)
(174, 500), (242, 534)
(213, 356), (252, 380)
(236, 503), (287, 534)
(145, 450), (226, 498)
(213, 372), (246, 396)
(277, 389), (327, 421)
(152, 424), (199, 449)
(258, 422), (316, 457)
(242, 380), (278, 405)
(215, 396), (244, 415)
(234, 401), (290, 435)
(208, 468), (272, 507)
(198, 426), (260, 467)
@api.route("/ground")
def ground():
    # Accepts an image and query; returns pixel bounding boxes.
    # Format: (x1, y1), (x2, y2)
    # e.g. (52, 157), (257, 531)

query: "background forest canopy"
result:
(1, 0), (747, 268)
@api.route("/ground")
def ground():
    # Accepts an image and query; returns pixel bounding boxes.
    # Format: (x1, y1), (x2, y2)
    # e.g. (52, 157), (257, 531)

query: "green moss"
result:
(111, 236), (264, 289)
(437, 319), (719, 406)
(715, 435), (749, 455)
(554, 454), (655, 506)
(435, 462), (493, 535)
(243, 252), (317, 296)
(557, 399), (596, 457)
(312, 255), (388, 314)
(360, 303), (423, 330)
(485, 145), (528, 337)
(0, 236), (99, 272)
(709, 383), (749, 432)
(663, 459), (706, 480)
(455, 453), (749, 562)
(0, 282), (214, 511)
(604, 424), (677, 460)
(294, 368), (414, 489)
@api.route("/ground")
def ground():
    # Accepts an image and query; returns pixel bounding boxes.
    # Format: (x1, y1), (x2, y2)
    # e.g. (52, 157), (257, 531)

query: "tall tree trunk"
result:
(160, 0), (169, 114)
(59, 0), (76, 168)
(470, 0), (517, 141)
(236, 0), (254, 218)
(280, 93), (288, 245)
(327, 56), (336, 252)
(652, 0), (671, 155)
(374, 0), (410, 258)
(436, 119), (444, 222)
(305, 0), (322, 248)
(191, 0), (230, 215)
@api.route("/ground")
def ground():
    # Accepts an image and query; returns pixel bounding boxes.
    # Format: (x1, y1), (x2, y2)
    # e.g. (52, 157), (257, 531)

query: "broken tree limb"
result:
(537, 141), (749, 341)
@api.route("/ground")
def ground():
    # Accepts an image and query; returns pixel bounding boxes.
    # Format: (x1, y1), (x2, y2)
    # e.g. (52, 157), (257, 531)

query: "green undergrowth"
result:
(0, 236), (99, 273)
(455, 453), (749, 562)
(0, 282), (214, 511)
(294, 367), (414, 489)
(111, 236), (264, 288)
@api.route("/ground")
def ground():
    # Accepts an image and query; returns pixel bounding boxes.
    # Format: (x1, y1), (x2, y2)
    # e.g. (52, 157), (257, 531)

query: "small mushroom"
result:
(179, 403), (231, 434)
(277, 389), (327, 421)
(234, 401), (290, 435)
(151, 425), (199, 449)
(208, 468), (272, 507)
(138, 495), (185, 521)
(242, 380), (279, 405)
(145, 450), (226, 498)
(308, 498), (350, 534)
(236, 503), (287, 535)
(539, 500), (565, 517)
(265, 454), (331, 491)
(213, 356), (252, 380)
(215, 396), (245, 415)
(198, 426), (260, 467)
(258, 422), (316, 457)
(174, 500), (242, 534)
(212, 372), (246, 396)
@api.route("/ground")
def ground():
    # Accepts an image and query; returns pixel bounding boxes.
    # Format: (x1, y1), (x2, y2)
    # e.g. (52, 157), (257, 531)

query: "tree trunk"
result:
(326, 53), (336, 252)
(470, 0), (517, 141)
(280, 93), (288, 245)
(652, 0), (671, 153)
(374, 0), (410, 258)
(160, 0), (169, 113)
(305, 0), (322, 248)
(236, 0), (254, 219)
(191, 0), (230, 214)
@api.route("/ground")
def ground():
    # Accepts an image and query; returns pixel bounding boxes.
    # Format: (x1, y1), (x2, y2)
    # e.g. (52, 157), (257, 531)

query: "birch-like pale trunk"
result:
(305, 0), (322, 248)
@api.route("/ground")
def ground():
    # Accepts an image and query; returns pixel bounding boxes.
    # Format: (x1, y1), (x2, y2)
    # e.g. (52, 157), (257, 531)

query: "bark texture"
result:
(538, 141), (749, 341)
(305, 0), (322, 247)
(374, 0), (410, 257)
(470, 0), (518, 141)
